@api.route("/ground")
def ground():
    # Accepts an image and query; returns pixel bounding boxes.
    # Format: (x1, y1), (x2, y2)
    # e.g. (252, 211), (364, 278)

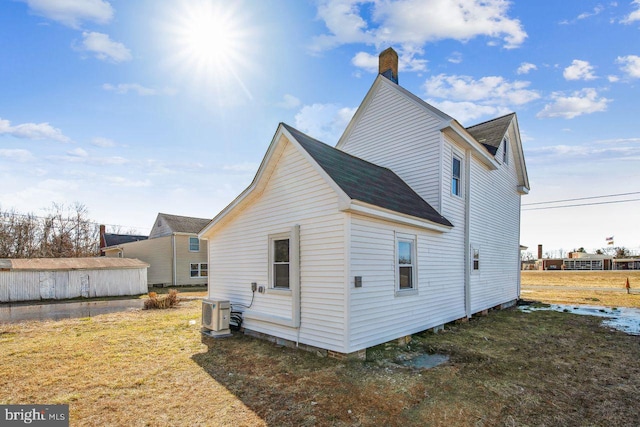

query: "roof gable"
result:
(284, 124), (452, 227)
(466, 113), (515, 156)
(150, 213), (210, 238)
(201, 123), (453, 237)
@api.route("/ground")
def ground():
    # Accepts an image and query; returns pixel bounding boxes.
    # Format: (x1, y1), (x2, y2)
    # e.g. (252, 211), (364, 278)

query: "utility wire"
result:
(522, 198), (640, 211)
(522, 191), (640, 206)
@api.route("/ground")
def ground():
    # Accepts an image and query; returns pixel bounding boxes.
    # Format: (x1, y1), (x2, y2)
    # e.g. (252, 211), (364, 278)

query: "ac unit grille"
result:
(202, 301), (215, 329)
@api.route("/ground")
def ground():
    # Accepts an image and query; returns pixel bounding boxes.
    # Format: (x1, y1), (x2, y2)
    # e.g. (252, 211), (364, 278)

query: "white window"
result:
(502, 137), (509, 164)
(190, 263), (207, 278)
(189, 237), (200, 252)
(452, 155), (461, 196)
(472, 247), (480, 271)
(396, 234), (417, 292)
(270, 236), (290, 289)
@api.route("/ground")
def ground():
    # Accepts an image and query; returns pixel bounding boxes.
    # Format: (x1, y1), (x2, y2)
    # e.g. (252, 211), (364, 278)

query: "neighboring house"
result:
(102, 213), (210, 287)
(200, 48), (530, 358)
(0, 258), (148, 302)
(99, 225), (147, 256)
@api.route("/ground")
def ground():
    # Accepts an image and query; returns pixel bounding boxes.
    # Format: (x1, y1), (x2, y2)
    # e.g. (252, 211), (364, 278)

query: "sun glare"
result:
(162, 1), (254, 104)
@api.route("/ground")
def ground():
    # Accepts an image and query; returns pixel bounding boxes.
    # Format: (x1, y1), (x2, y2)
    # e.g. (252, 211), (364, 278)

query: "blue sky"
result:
(1, 0), (639, 255)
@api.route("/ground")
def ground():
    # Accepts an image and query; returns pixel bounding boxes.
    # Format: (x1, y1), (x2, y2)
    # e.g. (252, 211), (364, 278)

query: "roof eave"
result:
(442, 121), (500, 169)
(345, 200), (452, 233)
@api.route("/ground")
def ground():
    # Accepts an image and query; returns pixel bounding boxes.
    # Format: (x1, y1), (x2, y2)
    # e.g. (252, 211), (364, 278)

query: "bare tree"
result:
(0, 203), (100, 258)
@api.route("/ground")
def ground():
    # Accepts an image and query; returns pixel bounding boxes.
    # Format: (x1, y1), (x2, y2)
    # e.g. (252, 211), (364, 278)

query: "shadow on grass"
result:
(191, 308), (640, 427)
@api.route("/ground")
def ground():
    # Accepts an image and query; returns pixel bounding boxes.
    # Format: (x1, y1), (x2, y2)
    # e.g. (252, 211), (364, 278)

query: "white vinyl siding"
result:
(339, 80), (445, 212)
(208, 141), (347, 352)
(348, 215), (465, 352)
(467, 126), (520, 313)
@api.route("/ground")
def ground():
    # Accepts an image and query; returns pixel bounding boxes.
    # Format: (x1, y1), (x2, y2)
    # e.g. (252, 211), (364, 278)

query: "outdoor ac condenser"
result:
(201, 299), (232, 338)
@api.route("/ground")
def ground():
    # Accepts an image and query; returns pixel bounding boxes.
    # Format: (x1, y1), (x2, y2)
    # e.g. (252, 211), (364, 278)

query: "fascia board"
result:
(442, 121), (500, 169)
(510, 114), (530, 191)
(345, 200), (452, 233)
(199, 126), (288, 238)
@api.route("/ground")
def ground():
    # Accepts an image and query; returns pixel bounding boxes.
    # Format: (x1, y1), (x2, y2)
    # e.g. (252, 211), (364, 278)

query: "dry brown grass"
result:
(143, 289), (179, 309)
(1, 299), (639, 426)
(522, 271), (640, 308)
(522, 270), (640, 289)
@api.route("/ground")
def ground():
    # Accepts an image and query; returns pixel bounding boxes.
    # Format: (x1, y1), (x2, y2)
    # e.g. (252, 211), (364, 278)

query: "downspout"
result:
(464, 151), (471, 318)
(171, 233), (177, 287)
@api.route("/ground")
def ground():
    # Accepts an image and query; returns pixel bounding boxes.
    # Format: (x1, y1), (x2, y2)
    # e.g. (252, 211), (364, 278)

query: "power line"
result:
(522, 191), (640, 206)
(522, 198), (640, 211)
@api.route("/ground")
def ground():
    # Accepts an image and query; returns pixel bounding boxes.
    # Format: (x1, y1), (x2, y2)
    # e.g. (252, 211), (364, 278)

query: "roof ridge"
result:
(466, 112), (515, 130)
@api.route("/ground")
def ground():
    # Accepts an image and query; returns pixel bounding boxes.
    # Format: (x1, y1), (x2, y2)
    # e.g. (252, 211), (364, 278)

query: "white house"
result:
(200, 48), (529, 358)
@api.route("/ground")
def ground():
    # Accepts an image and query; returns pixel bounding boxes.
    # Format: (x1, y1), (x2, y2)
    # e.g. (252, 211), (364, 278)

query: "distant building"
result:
(102, 213), (210, 287)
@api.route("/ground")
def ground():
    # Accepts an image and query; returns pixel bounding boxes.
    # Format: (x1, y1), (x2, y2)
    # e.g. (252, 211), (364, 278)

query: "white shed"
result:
(0, 258), (149, 302)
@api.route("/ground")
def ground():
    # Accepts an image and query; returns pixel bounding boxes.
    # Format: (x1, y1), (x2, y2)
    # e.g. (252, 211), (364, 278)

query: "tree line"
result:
(0, 203), (100, 258)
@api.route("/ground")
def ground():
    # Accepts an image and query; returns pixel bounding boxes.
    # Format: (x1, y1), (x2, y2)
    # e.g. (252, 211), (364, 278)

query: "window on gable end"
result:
(189, 237), (200, 252)
(502, 137), (509, 164)
(452, 155), (462, 197)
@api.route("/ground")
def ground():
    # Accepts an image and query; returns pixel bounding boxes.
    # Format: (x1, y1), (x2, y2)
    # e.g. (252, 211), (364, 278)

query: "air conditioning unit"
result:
(201, 299), (232, 338)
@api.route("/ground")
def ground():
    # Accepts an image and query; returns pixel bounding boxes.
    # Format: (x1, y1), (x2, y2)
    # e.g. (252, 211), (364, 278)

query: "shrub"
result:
(144, 289), (180, 309)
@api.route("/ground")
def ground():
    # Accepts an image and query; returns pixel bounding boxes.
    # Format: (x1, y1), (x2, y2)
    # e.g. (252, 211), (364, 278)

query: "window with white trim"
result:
(396, 234), (416, 291)
(472, 247), (480, 271)
(452, 155), (462, 196)
(502, 137), (509, 164)
(270, 236), (290, 289)
(189, 237), (200, 252)
(190, 263), (207, 278)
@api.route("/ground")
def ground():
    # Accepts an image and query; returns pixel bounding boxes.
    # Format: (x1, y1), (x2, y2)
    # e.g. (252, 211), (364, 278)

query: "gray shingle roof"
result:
(466, 113), (515, 156)
(283, 124), (453, 228)
(103, 233), (148, 247)
(158, 213), (211, 234)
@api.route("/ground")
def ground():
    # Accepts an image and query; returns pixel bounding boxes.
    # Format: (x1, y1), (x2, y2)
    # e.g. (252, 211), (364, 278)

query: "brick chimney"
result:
(537, 244), (543, 260)
(99, 224), (106, 256)
(379, 47), (398, 84)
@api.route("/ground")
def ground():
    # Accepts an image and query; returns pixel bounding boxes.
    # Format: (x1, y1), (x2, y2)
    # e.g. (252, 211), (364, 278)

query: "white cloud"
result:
(0, 149), (35, 162)
(621, 0), (640, 24)
(608, 75), (621, 82)
(616, 54), (640, 78)
(577, 5), (605, 20)
(426, 100), (510, 124)
(276, 94), (301, 109)
(91, 137), (116, 147)
(24, 0), (113, 29)
(424, 74), (540, 105)
(563, 59), (597, 81)
(102, 83), (155, 95)
(0, 117), (71, 143)
(67, 147), (88, 157)
(537, 88), (611, 119)
(447, 52), (463, 64)
(105, 176), (152, 187)
(222, 162), (259, 173)
(294, 103), (356, 144)
(517, 62), (537, 75)
(311, 0), (527, 52)
(80, 31), (132, 63)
